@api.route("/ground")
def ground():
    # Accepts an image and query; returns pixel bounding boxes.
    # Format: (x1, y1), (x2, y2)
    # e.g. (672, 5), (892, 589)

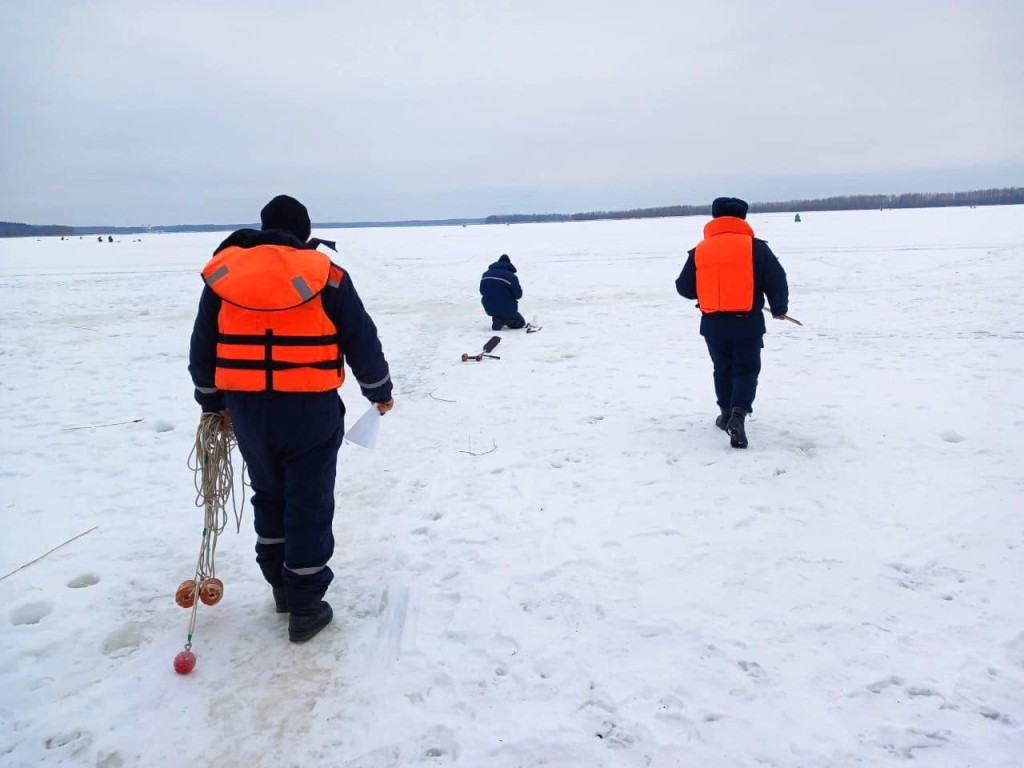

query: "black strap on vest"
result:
(215, 330), (344, 391)
(217, 332), (340, 346)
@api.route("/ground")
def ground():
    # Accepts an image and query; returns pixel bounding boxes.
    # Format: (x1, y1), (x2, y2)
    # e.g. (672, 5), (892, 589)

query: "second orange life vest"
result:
(694, 216), (755, 313)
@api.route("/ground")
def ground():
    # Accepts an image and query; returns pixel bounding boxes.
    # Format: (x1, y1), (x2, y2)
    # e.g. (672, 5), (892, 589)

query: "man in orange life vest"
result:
(189, 194), (394, 642)
(675, 197), (789, 449)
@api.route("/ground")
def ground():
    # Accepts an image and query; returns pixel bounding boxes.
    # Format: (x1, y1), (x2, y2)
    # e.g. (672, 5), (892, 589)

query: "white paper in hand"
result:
(344, 404), (382, 449)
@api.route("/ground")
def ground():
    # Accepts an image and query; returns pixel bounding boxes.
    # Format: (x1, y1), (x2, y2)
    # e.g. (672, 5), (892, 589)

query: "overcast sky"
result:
(2, 0), (1022, 226)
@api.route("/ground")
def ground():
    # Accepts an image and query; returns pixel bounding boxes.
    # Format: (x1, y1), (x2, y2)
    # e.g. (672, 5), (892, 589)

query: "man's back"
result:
(479, 255), (522, 317)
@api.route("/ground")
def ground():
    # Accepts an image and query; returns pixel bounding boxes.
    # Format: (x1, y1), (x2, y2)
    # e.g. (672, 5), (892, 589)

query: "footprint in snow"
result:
(102, 621), (146, 658)
(67, 572), (100, 588)
(419, 725), (458, 762)
(10, 601), (53, 626)
(739, 660), (767, 680)
(45, 729), (91, 751)
(979, 706), (1015, 725)
(97, 752), (126, 768)
(867, 675), (904, 693)
(595, 720), (636, 748)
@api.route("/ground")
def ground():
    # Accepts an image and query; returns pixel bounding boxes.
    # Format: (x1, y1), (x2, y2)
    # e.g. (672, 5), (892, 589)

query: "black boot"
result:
(272, 586), (288, 614)
(288, 601), (333, 642)
(715, 406), (731, 431)
(726, 407), (748, 449)
(491, 317), (503, 331)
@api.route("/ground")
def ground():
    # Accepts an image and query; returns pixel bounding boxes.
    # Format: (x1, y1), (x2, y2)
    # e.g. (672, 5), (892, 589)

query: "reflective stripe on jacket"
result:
(201, 244), (345, 392)
(694, 217), (755, 314)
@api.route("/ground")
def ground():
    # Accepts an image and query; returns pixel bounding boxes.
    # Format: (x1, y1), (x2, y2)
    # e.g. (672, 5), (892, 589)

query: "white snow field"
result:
(1, 205), (1022, 767)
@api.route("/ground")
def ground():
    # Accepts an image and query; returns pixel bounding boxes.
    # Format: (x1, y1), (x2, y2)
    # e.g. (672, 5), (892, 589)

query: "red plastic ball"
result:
(173, 650), (197, 675)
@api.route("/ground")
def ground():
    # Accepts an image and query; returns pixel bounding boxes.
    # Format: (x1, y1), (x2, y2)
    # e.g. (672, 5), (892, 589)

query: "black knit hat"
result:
(498, 254), (511, 264)
(260, 195), (311, 241)
(711, 197), (748, 219)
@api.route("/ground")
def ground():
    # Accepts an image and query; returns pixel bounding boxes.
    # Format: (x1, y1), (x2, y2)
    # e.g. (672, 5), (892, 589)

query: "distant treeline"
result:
(4, 187), (1021, 238)
(483, 187), (1024, 225)
(0, 218), (486, 239)
(0, 222), (77, 238)
(0, 221), (249, 238)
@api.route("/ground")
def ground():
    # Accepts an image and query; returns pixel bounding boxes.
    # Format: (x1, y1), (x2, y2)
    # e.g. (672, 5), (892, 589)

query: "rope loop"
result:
(183, 412), (247, 641)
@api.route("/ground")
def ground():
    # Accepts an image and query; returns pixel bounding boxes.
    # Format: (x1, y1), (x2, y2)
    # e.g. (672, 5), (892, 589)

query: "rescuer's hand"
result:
(375, 399), (394, 416)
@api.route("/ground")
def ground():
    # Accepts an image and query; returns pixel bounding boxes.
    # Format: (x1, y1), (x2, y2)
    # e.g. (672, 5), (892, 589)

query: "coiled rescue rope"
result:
(174, 413), (247, 670)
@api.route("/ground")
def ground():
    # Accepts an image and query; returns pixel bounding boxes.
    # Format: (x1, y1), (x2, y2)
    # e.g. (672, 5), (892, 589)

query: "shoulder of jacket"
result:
(326, 262), (348, 288)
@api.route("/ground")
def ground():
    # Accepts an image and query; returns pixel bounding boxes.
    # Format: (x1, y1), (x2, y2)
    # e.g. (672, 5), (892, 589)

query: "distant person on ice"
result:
(479, 253), (525, 330)
(675, 197), (789, 449)
(189, 194), (394, 642)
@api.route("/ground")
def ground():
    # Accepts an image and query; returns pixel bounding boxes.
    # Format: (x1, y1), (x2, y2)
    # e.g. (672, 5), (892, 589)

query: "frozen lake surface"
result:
(1, 204), (1022, 767)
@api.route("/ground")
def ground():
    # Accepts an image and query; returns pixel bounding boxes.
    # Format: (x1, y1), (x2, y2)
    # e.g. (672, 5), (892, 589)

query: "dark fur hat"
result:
(711, 197), (748, 219)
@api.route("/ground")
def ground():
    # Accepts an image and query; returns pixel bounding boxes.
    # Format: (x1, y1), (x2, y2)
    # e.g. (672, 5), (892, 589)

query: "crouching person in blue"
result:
(479, 253), (525, 330)
(189, 194), (394, 642)
(676, 197), (789, 449)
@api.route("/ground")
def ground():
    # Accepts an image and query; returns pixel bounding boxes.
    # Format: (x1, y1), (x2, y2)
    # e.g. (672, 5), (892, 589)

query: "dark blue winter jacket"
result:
(479, 260), (523, 318)
(189, 228), (392, 412)
(676, 236), (789, 340)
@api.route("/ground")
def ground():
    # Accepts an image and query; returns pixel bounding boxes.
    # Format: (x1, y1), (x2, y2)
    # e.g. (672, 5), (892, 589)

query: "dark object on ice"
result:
(794, 213), (801, 223)
(711, 197), (748, 219)
(289, 600), (333, 642)
(715, 405), (730, 431)
(108, 235), (113, 242)
(462, 336), (502, 362)
(462, 352), (500, 362)
(726, 407), (748, 449)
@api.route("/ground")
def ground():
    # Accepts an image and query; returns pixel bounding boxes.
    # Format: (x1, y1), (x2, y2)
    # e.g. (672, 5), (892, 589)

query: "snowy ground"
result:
(1, 205), (1022, 767)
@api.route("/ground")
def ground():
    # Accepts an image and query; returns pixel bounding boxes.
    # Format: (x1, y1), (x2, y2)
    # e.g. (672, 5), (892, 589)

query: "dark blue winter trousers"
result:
(225, 391), (345, 610)
(491, 311), (525, 330)
(704, 336), (763, 413)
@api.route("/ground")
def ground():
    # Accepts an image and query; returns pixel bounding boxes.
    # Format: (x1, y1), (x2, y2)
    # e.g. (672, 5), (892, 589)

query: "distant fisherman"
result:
(675, 197), (790, 449)
(479, 253), (525, 330)
(189, 194), (394, 641)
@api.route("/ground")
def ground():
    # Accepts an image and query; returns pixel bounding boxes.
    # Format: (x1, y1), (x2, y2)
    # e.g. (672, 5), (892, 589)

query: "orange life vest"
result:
(694, 217), (755, 313)
(201, 244), (346, 392)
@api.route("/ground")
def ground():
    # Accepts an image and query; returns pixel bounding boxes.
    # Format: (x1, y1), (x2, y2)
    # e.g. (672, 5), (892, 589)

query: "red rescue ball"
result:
(173, 650), (197, 675)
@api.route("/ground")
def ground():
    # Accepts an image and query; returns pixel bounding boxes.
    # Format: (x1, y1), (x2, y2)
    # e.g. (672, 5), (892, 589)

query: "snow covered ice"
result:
(1, 205), (1022, 767)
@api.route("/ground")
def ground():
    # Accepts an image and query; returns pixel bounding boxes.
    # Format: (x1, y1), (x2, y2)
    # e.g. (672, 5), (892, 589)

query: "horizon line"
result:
(3, 185), (1022, 232)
